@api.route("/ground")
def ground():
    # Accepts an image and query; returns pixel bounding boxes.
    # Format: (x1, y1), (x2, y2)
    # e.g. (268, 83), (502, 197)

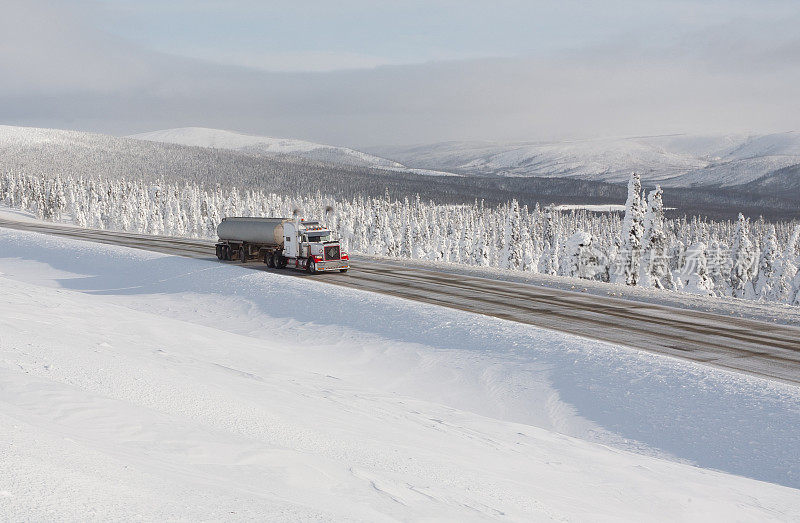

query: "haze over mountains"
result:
(130, 128), (455, 177)
(131, 127), (404, 170)
(367, 132), (800, 187)
(130, 127), (800, 190)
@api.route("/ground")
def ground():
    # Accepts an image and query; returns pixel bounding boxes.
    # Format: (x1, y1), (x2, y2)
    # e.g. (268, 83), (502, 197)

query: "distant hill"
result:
(129, 127), (800, 191)
(129, 127), (456, 177)
(742, 163), (800, 195)
(2, 125), (799, 220)
(367, 132), (800, 188)
(0, 124), (409, 196)
(129, 127), (404, 169)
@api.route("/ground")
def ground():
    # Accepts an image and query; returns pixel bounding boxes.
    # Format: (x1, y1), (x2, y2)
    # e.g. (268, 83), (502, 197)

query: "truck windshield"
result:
(307, 233), (331, 242)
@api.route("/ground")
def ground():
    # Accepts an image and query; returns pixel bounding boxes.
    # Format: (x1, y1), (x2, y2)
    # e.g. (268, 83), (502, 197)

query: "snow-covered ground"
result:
(1, 228), (800, 520)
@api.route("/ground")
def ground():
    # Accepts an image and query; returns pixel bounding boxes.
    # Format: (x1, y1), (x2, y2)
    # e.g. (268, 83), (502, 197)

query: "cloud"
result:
(175, 50), (400, 73)
(0, 1), (154, 93)
(1, 0), (799, 146)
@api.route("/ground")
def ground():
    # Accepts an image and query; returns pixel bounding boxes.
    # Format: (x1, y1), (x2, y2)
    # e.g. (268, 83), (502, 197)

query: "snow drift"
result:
(1, 228), (799, 520)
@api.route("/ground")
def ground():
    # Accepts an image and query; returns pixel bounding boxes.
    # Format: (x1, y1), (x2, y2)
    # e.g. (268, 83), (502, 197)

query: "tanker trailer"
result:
(215, 217), (349, 274)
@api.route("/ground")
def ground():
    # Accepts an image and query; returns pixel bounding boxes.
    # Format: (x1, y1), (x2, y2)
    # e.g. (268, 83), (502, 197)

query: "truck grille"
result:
(324, 245), (340, 260)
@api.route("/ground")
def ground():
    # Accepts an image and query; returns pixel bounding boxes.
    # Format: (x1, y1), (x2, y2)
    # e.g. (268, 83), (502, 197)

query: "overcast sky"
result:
(1, 0), (798, 147)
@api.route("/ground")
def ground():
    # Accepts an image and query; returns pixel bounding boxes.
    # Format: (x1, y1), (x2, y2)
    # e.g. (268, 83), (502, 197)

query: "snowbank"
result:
(1, 229), (799, 520)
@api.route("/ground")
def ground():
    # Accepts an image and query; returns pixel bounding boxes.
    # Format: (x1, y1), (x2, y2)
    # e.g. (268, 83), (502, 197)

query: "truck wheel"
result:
(265, 252), (274, 268)
(278, 256), (286, 269)
(306, 259), (316, 274)
(339, 269), (348, 273)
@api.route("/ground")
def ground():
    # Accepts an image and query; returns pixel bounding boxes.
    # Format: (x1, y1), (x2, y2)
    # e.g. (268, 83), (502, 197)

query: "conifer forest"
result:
(3, 169), (799, 306)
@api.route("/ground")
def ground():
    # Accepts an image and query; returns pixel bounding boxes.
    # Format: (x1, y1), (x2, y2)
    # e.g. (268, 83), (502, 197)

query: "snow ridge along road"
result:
(1, 217), (799, 385)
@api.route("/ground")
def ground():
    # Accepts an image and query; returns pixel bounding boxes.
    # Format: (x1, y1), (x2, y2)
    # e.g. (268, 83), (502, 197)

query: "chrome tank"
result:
(216, 217), (289, 246)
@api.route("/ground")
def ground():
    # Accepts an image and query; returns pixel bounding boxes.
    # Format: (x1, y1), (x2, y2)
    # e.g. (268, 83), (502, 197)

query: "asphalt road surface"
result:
(2, 217), (799, 385)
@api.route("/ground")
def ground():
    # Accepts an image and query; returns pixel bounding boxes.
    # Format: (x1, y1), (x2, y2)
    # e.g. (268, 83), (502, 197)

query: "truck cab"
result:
(283, 219), (349, 273)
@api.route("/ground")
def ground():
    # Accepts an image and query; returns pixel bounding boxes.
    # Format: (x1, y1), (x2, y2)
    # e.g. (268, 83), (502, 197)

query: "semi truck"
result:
(215, 217), (349, 274)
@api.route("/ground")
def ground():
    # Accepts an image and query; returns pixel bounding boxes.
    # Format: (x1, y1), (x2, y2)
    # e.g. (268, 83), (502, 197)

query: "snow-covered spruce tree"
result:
(639, 186), (673, 290)
(538, 206), (559, 275)
(613, 172), (645, 286)
(766, 224), (800, 303)
(706, 240), (729, 296)
(782, 225), (800, 305)
(474, 218), (491, 267)
(411, 216), (426, 260)
(729, 213), (758, 299)
(682, 242), (714, 295)
(382, 214), (397, 257)
(563, 231), (606, 280)
(754, 225), (779, 300)
(399, 217), (412, 258)
(444, 212), (458, 263)
(367, 202), (385, 256)
(525, 204), (542, 272)
(429, 221), (444, 261)
(520, 212), (537, 272)
(792, 266), (800, 306)
(456, 212), (472, 265)
(506, 199), (524, 270)
(0, 171), (13, 206)
(49, 174), (66, 221)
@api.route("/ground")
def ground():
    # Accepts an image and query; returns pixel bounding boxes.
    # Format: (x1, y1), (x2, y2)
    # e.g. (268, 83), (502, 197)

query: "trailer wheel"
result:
(215, 244), (222, 259)
(240, 246), (247, 263)
(222, 245), (230, 261)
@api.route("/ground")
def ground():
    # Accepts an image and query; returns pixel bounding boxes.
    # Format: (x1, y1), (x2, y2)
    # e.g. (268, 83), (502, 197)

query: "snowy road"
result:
(1, 216), (799, 385)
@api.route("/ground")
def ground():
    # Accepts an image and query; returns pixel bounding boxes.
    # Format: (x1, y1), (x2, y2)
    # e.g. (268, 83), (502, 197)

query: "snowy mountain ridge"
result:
(367, 132), (800, 187)
(130, 127), (407, 170)
(131, 127), (800, 187)
(7, 124), (799, 189)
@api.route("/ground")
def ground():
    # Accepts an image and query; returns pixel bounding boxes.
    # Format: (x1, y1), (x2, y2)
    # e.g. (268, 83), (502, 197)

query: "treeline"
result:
(2, 170), (799, 306)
